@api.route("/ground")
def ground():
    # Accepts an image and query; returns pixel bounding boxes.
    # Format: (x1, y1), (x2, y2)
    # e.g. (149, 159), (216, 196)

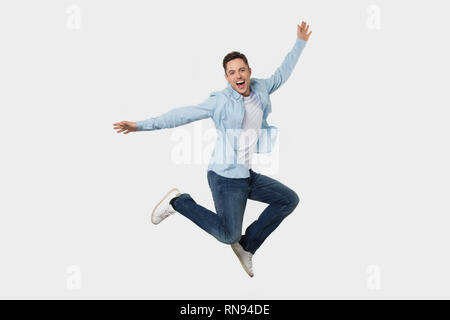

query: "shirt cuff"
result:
(295, 38), (307, 48)
(136, 119), (153, 131)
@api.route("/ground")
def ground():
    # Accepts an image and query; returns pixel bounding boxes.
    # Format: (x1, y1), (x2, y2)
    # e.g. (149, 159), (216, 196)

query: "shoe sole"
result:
(231, 245), (254, 277)
(151, 187), (180, 225)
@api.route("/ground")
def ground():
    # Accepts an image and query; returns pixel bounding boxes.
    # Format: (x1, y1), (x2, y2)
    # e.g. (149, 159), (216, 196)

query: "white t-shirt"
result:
(237, 90), (263, 168)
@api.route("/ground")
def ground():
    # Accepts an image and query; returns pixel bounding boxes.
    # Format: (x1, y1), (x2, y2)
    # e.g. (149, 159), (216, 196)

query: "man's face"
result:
(224, 58), (252, 97)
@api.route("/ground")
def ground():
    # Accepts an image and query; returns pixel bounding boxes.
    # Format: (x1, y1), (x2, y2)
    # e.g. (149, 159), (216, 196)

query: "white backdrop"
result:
(0, 0), (449, 299)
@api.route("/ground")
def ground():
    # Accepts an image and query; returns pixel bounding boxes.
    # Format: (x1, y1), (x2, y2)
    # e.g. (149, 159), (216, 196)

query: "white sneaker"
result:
(151, 188), (181, 225)
(231, 242), (254, 277)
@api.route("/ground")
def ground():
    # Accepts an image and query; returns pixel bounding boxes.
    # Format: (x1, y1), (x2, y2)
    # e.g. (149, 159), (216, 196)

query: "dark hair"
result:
(223, 51), (250, 75)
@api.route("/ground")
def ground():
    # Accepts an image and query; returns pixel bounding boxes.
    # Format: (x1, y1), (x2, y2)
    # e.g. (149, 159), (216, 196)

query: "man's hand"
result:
(113, 121), (138, 134)
(297, 21), (312, 41)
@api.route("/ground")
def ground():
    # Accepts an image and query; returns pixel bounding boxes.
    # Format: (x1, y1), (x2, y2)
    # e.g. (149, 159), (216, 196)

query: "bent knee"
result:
(284, 190), (300, 212)
(219, 231), (241, 245)
(291, 191), (300, 208)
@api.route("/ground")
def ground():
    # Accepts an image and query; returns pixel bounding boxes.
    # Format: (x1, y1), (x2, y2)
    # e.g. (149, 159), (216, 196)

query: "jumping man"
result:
(113, 21), (312, 277)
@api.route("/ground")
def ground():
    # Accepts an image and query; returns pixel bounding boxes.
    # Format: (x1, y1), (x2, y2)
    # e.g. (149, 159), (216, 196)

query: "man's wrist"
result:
(295, 37), (307, 50)
(136, 120), (144, 131)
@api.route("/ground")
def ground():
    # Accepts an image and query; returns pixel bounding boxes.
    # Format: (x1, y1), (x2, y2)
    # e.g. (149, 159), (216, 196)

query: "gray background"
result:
(0, 0), (449, 299)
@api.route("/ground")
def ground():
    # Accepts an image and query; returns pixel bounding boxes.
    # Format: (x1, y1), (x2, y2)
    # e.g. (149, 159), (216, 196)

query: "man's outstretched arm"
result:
(113, 92), (218, 134)
(264, 21), (312, 95)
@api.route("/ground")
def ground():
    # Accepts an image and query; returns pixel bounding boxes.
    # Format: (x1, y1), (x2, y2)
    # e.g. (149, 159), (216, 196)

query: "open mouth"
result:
(236, 80), (245, 90)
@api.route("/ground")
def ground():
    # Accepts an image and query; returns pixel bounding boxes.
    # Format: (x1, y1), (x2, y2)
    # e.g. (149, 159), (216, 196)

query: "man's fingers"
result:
(307, 31), (312, 36)
(305, 25), (309, 33)
(113, 122), (129, 129)
(115, 125), (134, 134)
(114, 123), (131, 129)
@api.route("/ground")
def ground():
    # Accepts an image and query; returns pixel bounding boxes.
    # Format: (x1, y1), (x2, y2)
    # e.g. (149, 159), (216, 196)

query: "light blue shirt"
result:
(137, 38), (307, 178)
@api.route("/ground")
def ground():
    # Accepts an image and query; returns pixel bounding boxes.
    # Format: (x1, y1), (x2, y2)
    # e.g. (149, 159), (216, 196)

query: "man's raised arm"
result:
(264, 21), (312, 95)
(113, 92), (218, 134)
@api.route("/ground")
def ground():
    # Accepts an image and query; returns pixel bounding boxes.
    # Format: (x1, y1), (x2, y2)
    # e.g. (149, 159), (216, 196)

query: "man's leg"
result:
(170, 170), (249, 245)
(239, 169), (300, 254)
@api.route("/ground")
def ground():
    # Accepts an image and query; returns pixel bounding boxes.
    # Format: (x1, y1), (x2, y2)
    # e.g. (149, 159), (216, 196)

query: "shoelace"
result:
(162, 205), (177, 217)
(247, 253), (253, 268)
(161, 210), (173, 219)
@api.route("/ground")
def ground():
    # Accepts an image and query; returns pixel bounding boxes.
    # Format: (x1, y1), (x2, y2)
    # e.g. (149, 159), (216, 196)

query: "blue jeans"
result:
(171, 169), (300, 254)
